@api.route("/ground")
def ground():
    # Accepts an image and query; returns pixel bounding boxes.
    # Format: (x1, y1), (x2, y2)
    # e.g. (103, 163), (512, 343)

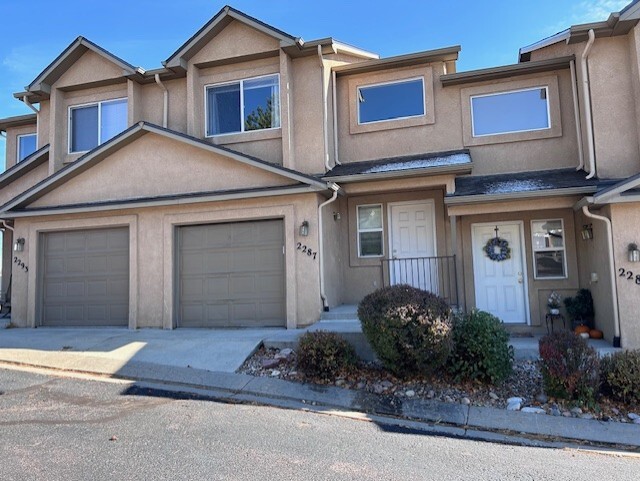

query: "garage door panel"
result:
(41, 227), (129, 327)
(178, 220), (285, 328)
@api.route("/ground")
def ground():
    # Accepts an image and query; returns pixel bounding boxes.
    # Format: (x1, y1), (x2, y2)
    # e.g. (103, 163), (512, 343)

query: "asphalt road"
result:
(0, 367), (638, 481)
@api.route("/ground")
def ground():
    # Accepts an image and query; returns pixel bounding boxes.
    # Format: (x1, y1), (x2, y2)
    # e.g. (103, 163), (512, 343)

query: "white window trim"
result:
(356, 77), (426, 126)
(531, 218), (568, 280)
(17, 133), (37, 163)
(68, 97), (128, 154)
(204, 73), (281, 138)
(357, 203), (384, 258)
(470, 86), (551, 138)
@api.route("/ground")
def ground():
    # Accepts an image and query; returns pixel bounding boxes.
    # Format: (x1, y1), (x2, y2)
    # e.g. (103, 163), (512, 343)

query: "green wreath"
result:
(484, 237), (511, 262)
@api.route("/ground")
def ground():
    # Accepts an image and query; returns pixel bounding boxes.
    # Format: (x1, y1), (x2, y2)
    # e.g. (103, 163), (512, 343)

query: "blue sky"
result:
(0, 0), (630, 165)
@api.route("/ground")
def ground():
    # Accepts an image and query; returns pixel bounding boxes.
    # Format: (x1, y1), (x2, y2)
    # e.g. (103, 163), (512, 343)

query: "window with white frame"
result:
(531, 219), (566, 279)
(206, 74), (280, 136)
(357, 204), (383, 257)
(471, 87), (550, 137)
(69, 98), (128, 153)
(357, 78), (425, 124)
(17, 133), (37, 162)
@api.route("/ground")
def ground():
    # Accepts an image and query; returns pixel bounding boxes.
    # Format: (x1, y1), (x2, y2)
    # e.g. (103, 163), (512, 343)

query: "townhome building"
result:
(1, 3), (639, 349)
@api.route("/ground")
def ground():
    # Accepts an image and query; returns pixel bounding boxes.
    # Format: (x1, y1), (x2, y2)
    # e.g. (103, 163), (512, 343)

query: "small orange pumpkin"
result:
(589, 329), (603, 339)
(575, 325), (590, 335)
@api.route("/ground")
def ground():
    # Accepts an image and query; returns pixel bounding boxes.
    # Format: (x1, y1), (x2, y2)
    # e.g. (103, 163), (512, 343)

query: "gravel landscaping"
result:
(239, 346), (640, 425)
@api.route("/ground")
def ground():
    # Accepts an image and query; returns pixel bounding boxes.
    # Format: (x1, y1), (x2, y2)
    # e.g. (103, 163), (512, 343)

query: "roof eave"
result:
(323, 163), (472, 183)
(445, 186), (598, 205)
(0, 113), (38, 132)
(441, 55), (575, 87)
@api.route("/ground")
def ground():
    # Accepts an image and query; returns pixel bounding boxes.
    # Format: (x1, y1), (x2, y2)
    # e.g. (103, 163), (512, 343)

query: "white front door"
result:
(471, 223), (528, 324)
(389, 201), (437, 292)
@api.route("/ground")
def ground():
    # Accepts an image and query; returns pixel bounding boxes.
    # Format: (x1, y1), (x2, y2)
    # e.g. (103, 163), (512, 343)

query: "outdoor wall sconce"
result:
(13, 237), (25, 252)
(333, 212), (341, 221)
(581, 224), (593, 240)
(629, 243), (640, 263)
(299, 220), (309, 237)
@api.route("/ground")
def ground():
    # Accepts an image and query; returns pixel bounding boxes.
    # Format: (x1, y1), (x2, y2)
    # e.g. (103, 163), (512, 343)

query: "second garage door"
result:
(177, 220), (285, 327)
(40, 227), (130, 326)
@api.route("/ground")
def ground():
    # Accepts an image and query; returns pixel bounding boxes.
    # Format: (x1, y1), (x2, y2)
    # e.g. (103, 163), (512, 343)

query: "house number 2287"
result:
(618, 268), (640, 285)
(296, 242), (317, 260)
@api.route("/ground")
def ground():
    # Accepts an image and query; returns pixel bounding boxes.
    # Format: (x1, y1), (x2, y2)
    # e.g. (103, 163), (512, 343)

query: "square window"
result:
(357, 204), (383, 257)
(69, 99), (127, 153)
(531, 219), (566, 279)
(358, 78), (425, 124)
(206, 74), (280, 136)
(17, 133), (37, 162)
(471, 87), (550, 137)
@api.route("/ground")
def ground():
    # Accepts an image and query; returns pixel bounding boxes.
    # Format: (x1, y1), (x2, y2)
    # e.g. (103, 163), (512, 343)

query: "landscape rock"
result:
(570, 407), (583, 415)
(444, 396), (454, 403)
(461, 397), (471, 405)
(628, 413), (640, 420)
(261, 359), (281, 369)
(270, 370), (281, 377)
(507, 397), (523, 404)
(535, 393), (548, 404)
(634, 418), (640, 425)
(521, 407), (546, 414)
(562, 411), (572, 418)
(488, 392), (499, 401)
(405, 390), (415, 398)
(580, 413), (595, 420)
(426, 390), (435, 399)
(506, 401), (521, 411)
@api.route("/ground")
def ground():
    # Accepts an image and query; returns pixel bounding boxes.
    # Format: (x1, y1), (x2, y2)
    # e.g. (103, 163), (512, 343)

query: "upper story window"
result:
(17, 133), (37, 162)
(357, 204), (384, 257)
(69, 98), (128, 153)
(531, 219), (567, 279)
(471, 87), (550, 137)
(357, 78), (425, 124)
(205, 74), (280, 136)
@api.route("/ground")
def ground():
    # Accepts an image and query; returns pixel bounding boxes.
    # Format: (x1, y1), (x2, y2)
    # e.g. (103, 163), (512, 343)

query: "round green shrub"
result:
(296, 331), (357, 379)
(449, 309), (513, 384)
(538, 331), (600, 406)
(357, 284), (453, 377)
(600, 349), (640, 405)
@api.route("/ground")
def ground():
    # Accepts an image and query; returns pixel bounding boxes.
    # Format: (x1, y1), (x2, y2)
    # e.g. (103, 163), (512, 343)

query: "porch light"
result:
(13, 237), (25, 252)
(333, 212), (341, 221)
(299, 220), (309, 237)
(581, 224), (593, 240)
(629, 243), (640, 263)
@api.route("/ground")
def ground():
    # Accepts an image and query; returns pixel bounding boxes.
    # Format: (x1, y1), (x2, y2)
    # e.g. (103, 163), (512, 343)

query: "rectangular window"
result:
(471, 87), (550, 137)
(357, 204), (383, 257)
(357, 78), (425, 124)
(17, 133), (37, 162)
(531, 219), (566, 279)
(206, 74), (280, 136)
(69, 98), (127, 153)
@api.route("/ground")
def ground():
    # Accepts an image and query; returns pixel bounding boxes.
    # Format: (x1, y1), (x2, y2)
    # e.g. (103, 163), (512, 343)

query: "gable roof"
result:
(165, 5), (300, 71)
(592, 171), (640, 203)
(18, 37), (143, 103)
(0, 114), (37, 132)
(0, 144), (49, 189)
(0, 122), (330, 214)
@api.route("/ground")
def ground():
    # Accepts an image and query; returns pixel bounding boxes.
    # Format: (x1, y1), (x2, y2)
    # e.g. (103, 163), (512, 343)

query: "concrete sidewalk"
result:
(0, 328), (638, 450)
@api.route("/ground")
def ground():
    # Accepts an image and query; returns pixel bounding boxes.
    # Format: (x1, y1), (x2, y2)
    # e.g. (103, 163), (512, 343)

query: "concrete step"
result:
(321, 305), (359, 321)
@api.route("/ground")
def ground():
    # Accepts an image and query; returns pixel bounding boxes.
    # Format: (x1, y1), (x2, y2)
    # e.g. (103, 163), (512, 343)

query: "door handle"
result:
(517, 272), (524, 284)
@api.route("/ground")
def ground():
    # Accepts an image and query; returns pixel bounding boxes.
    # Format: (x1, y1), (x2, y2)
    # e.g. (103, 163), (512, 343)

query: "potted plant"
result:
(547, 291), (562, 315)
(629, 243), (640, 263)
(563, 289), (594, 330)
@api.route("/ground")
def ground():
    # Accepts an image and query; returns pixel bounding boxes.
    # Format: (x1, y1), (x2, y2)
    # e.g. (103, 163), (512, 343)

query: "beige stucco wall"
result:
(3, 124), (37, 171)
(574, 207), (617, 343)
(55, 50), (126, 89)
(31, 133), (293, 208)
(141, 78), (188, 134)
(610, 203), (640, 349)
(10, 193), (325, 329)
(335, 64), (579, 175)
(458, 207), (580, 331)
(0, 163), (48, 207)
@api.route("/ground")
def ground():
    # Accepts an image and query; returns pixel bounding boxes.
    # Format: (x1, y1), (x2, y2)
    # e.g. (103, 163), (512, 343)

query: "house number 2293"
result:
(618, 268), (640, 285)
(296, 242), (317, 260)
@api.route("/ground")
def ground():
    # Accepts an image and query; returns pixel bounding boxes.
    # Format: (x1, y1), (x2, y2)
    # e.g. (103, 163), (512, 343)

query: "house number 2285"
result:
(296, 242), (317, 260)
(618, 268), (640, 285)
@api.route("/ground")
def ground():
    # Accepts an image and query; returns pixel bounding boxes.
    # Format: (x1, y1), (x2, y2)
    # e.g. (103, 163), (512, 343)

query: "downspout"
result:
(580, 29), (596, 179)
(570, 60), (584, 171)
(332, 70), (341, 165)
(581, 205), (621, 347)
(317, 45), (331, 171)
(154, 74), (168, 128)
(318, 184), (340, 311)
(1, 220), (14, 233)
(22, 96), (39, 114)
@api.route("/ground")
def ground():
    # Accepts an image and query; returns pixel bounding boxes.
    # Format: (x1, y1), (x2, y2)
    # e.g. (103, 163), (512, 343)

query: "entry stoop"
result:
(320, 304), (359, 321)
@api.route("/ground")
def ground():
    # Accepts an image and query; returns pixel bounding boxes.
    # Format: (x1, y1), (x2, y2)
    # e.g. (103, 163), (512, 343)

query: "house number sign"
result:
(618, 268), (640, 285)
(296, 242), (317, 260)
(14, 256), (28, 272)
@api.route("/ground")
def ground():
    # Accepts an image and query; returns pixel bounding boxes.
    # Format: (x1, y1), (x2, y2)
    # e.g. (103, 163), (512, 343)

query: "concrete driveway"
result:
(0, 327), (283, 374)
